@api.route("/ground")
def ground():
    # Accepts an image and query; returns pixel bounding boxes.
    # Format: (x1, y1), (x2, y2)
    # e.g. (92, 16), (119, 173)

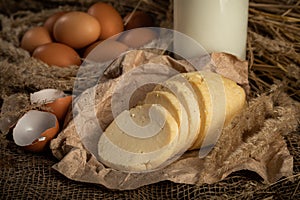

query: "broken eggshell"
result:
(30, 89), (72, 122)
(46, 95), (73, 122)
(30, 88), (65, 104)
(12, 110), (59, 152)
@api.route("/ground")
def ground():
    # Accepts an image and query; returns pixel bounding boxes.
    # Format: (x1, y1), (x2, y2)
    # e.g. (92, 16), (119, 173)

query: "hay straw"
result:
(0, 0), (299, 102)
(247, 0), (300, 101)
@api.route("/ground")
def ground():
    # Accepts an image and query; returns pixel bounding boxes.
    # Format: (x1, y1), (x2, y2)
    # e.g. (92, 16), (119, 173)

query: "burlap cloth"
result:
(1, 99), (299, 199)
(1, 0), (300, 199)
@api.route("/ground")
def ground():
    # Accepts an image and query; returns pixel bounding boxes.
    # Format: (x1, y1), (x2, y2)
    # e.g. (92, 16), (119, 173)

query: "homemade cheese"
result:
(97, 71), (246, 171)
(98, 104), (179, 171)
(222, 77), (246, 125)
(144, 90), (190, 155)
(184, 72), (246, 152)
(154, 75), (201, 148)
(183, 72), (212, 150)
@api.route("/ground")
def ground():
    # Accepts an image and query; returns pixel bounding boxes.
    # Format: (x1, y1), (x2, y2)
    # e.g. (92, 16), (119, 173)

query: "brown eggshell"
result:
(84, 39), (128, 62)
(124, 11), (154, 30)
(119, 28), (157, 48)
(53, 11), (101, 49)
(12, 110), (59, 152)
(88, 2), (124, 40)
(32, 42), (81, 67)
(21, 26), (52, 53)
(46, 95), (72, 122)
(24, 118), (59, 152)
(43, 11), (68, 38)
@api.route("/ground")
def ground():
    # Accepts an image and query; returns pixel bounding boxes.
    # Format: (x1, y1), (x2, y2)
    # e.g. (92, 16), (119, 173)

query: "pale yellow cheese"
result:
(144, 91), (182, 124)
(183, 72), (212, 150)
(98, 71), (246, 172)
(144, 90), (190, 155)
(221, 77), (246, 125)
(154, 75), (201, 149)
(184, 72), (246, 150)
(98, 104), (179, 172)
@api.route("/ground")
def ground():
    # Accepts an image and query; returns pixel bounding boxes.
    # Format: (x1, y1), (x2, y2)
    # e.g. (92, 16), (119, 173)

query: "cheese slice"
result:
(144, 90), (189, 156)
(182, 72), (212, 150)
(184, 72), (246, 152)
(98, 104), (179, 172)
(154, 75), (201, 149)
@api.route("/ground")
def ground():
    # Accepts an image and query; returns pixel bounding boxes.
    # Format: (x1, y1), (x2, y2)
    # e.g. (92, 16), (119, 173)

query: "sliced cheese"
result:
(144, 90), (190, 156)
(144, 91), (181, 124)
(184, 71), (246, 155)
(183, 72), (212, 150)
(154, 75), (201, 149)
(98, 104), (179, 172)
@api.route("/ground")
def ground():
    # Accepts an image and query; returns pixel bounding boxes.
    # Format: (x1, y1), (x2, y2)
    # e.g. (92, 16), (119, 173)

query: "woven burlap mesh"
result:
(1, 133), (299, 199)
(0, 0), (299, 199)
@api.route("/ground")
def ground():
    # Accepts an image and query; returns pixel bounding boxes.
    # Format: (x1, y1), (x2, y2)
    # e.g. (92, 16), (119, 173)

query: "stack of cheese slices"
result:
(98, 71), (246, 172)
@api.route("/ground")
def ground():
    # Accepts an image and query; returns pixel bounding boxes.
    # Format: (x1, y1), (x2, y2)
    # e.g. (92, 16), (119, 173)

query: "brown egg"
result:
(83, 40), (103, 58)
(12, 110), (59, 152)
(123, 11), (154, 30)
(84, 40), (128, 62)
(88, 2), (124, 40)
(119, 28), (157, 48)
(32, 42), (81, 67)
(43, 11), (67, 37)
(53, 11), (101, 49)
(21, 26), (52, 53)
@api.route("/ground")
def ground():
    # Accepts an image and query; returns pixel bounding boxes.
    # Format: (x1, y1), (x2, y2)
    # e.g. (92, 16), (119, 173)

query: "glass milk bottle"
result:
(174, 0), (249, 60)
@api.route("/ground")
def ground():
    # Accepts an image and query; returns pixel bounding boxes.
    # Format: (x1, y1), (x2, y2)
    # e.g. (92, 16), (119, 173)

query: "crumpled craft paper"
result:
(49, 51), (298, 190)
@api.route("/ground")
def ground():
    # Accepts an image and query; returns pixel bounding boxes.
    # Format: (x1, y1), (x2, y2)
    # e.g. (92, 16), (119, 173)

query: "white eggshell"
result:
(30, 89), (65, 104)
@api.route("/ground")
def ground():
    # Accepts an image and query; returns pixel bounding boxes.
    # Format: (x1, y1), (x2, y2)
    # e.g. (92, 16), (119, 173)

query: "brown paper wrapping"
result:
(48, 51), (297, 190)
